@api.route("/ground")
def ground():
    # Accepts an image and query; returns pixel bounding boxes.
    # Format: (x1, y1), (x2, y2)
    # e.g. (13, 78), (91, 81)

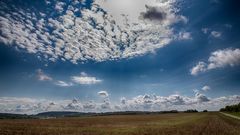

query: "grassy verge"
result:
(228, 112), (240, 117)
(221, 112), (240, 119)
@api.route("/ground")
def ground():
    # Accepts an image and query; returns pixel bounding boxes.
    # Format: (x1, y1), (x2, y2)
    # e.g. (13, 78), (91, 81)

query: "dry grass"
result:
(0, 112), (239, 135)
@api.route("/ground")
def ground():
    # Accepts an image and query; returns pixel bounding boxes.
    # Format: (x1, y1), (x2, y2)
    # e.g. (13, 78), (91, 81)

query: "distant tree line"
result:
(220, 103), (240, 112)
(184, 109), (198, 113)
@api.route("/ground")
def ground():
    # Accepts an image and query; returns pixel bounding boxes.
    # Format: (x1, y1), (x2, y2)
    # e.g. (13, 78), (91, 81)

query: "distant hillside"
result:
(0, 110), (184, 119)
(0, 113), (35, 119)
(36, 111), (97, 118)
(36, 110), (180, 118)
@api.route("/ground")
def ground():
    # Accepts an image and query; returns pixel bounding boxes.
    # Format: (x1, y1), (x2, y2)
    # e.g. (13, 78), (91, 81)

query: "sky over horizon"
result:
(0, 0), (240, 114)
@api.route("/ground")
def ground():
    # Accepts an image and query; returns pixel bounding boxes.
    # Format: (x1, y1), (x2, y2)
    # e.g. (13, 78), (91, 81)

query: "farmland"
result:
(0, 112), (239, 135)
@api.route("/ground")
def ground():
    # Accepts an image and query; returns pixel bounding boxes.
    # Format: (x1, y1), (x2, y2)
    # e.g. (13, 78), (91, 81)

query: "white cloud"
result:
(95, 0), (185, 26)
(201, 28), (223, 39)
(37, 70), (74, 88)
(71, 73), (102, 85)
(190, 62), (207, 75)
(178, 32), (192, 40)
(0, 97), (67, 114)
(0, 93), (239, 114)
(36, 69), (52, 81)
(36, 71), (101, 86)
(195, 92), (210, 102)
(0, 0), (188, 63)
(80, 72), (88, 76)
(82, 101), (96, 110)
(55, 81), (73, 87)
(63, 98), (82, 110)
(55, 2), (65, 13)
(98, 91), (111, 110)
(211, 31), (222, 38)
(191, 48), (240, 75)
(120, 97), (126, 105)
(98, 91), (109, 98)
(118, 93), (239, 112)
(202, 85), (211, 91)
(207, 48), (240, 69)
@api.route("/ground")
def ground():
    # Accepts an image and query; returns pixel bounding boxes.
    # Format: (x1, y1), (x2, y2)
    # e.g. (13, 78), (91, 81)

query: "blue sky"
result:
(0, 0), (240, 114)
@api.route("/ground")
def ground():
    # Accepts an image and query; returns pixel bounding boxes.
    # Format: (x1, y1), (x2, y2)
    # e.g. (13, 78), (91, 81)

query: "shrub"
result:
(203, 110), (208, 112)
(184, 109), (198, 113)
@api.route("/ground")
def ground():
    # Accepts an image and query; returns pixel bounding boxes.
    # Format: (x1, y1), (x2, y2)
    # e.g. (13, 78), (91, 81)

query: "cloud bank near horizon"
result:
(0, 91), (239, 114)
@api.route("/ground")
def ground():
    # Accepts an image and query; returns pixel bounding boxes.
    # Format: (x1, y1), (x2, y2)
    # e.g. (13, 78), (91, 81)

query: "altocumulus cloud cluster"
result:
(0, 91), (239, 114)
(0, 0), (188, 63)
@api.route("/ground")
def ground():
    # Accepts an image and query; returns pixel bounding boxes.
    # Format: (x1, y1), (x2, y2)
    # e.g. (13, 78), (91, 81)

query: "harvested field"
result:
(0, 112), (240, 135)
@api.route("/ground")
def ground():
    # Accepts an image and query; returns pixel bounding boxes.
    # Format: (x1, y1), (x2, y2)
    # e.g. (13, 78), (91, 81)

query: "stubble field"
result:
(0, 112), (240, 135)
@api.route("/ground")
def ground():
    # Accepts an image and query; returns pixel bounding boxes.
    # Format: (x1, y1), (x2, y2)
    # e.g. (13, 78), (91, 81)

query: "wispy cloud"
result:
(201, 27), (222, 38)
(98, 91), (109, 98)
(211, 31), (222, 38)
(178, 32), (192, 40)
(71, 72), (102, 85)
(36, 70), (101, 86)
(36, 69), (52, 81)
(55, 81), (73, 87)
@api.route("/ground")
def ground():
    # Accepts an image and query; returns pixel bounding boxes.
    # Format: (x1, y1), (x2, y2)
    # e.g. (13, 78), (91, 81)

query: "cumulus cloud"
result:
(190, 48), (240, 75)
(82, 100), (96, 110)
(0, 97), (66, 114)
(36, 69), (52, 81)
(190, 62), (207, 76)
(0, 92), (239, 114)
(202, 85), (211, 91)
(71, 72), (102, 85)
(120, 97), (126, 105)
(207, 48), (240, 69)
(139, 5), (167, 22)
(97, 91), (111, 110)
(0, 0), (188, 63)
(63, 98), (82, 110)
(195, 92), (210, 102)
